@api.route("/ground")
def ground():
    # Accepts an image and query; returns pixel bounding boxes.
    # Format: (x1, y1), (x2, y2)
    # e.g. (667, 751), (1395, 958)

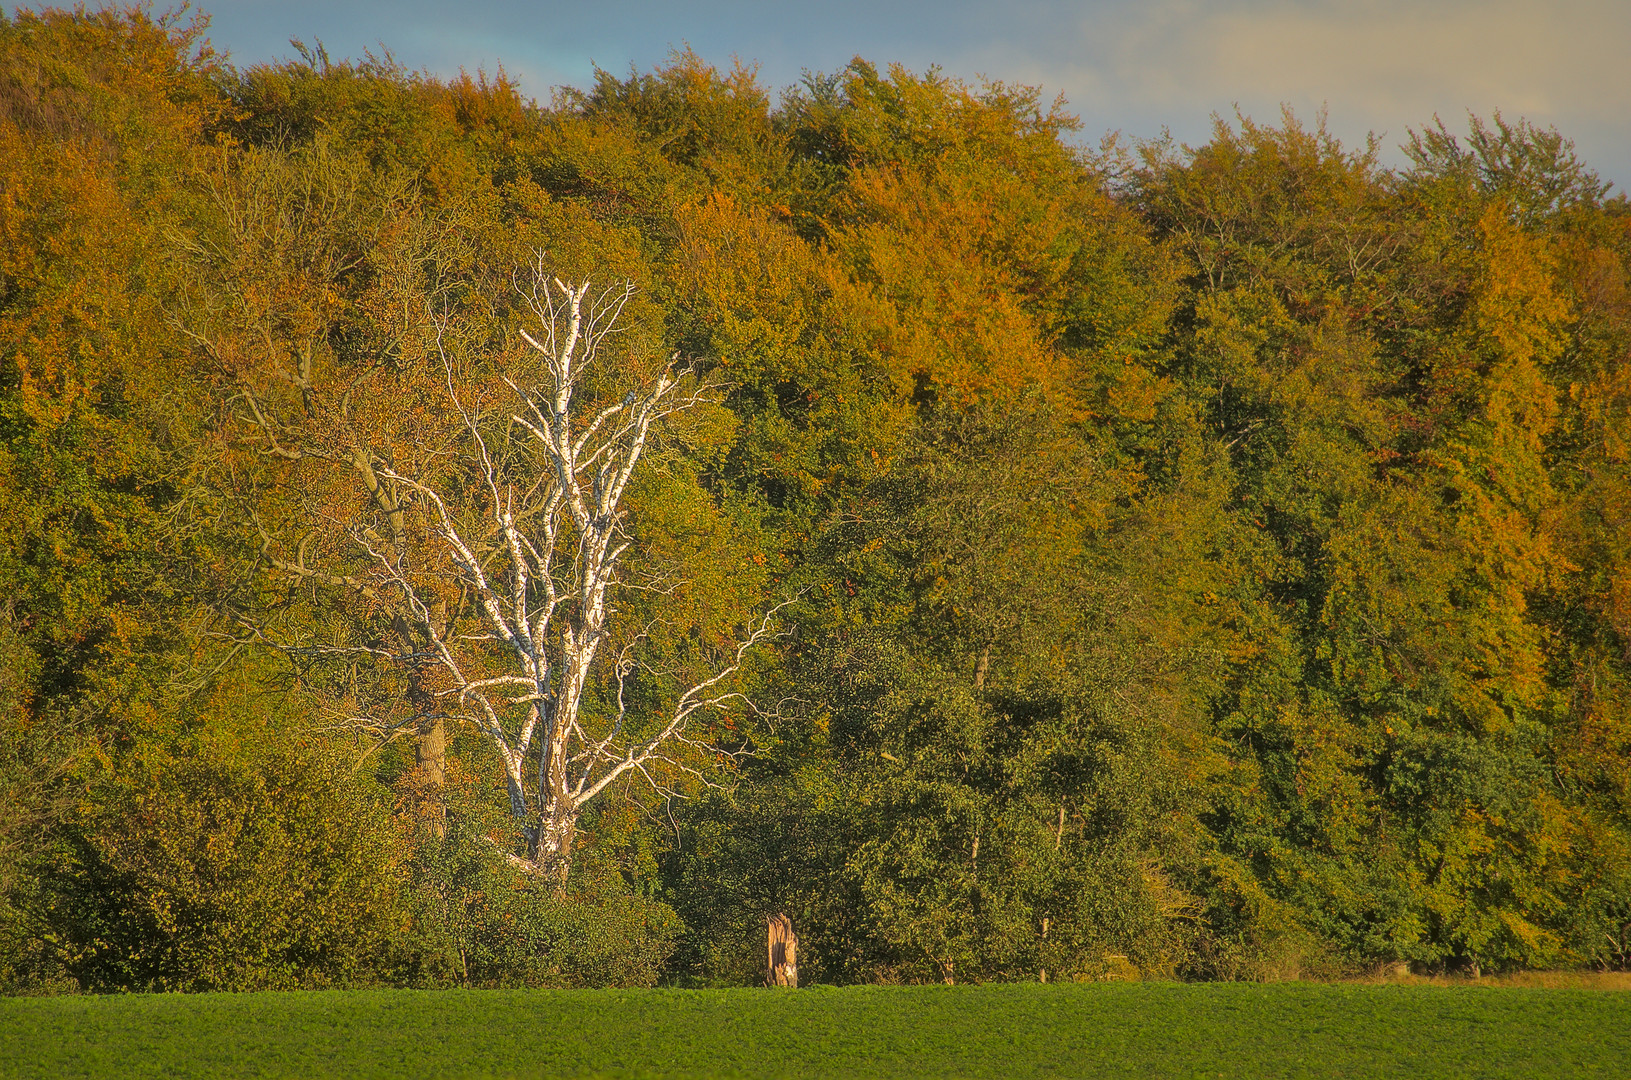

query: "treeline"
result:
(2, 7), (1629, 992)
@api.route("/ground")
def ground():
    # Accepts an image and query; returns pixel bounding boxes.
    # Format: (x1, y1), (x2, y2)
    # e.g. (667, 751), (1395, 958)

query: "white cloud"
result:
(961, 0), (1630, 180)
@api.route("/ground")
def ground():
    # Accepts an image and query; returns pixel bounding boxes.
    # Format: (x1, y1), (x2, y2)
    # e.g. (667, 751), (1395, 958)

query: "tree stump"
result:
(767, 914), (798, 988)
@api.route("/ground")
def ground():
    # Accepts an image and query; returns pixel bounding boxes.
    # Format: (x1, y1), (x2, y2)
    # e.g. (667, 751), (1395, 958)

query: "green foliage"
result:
(34, 682), (405, 993)
(402, 766), (679, 989)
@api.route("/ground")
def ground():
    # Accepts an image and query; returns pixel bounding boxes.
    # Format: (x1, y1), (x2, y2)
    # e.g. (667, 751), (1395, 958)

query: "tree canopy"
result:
(2, 7), (1629, 991)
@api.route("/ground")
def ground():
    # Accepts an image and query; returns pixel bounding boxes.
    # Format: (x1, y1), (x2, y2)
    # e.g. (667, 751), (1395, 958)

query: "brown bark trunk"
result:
(767, 914), (799, 987)
(398, 611), (446, 838)
(974, 642), (990, 690)
(416, 714), (447, 837)
(415, 718), (446, 788)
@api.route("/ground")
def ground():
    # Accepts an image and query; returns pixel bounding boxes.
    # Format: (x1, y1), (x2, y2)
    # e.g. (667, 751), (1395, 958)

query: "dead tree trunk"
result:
(346, 270), (786, 881)
(767, 914), (799, 988)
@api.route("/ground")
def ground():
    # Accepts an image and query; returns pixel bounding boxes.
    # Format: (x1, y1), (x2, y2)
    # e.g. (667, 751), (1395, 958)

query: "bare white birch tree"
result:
(353, 259), (781, 878)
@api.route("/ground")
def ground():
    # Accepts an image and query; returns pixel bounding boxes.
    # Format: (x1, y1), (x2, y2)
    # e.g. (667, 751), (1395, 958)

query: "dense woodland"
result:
(3, 7), (1630, 992)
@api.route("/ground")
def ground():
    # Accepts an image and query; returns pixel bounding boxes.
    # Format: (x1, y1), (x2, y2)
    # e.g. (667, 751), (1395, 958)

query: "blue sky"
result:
(72, 1), (1631, 185)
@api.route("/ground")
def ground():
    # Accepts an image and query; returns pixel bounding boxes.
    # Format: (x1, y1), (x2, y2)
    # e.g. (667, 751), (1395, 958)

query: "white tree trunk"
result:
(352, 261), (782, 879)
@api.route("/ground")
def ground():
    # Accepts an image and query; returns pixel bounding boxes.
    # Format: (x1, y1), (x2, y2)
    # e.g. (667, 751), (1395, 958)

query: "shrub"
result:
(39, 718), (406, 992)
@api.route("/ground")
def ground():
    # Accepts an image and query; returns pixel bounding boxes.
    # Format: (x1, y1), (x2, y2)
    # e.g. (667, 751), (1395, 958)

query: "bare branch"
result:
(281, 261), (784, 879)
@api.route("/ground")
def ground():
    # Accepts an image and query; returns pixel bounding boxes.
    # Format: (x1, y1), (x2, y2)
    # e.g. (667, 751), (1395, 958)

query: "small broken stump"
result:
(767, 913), (798, 988)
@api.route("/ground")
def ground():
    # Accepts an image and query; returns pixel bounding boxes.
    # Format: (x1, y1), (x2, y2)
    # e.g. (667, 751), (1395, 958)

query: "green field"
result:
(2, 983), (1628, 1079)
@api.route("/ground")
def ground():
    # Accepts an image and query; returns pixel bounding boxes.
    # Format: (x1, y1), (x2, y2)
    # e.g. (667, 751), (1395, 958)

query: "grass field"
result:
(3, 982), (1628, 1079)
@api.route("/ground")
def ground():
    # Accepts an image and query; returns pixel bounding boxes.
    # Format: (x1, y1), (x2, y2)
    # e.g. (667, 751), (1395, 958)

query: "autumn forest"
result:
(3, 7), (1630, 993)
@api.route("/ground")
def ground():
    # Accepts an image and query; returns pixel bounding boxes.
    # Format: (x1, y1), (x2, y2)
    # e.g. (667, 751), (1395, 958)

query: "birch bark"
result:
(347, 261), (782, 878)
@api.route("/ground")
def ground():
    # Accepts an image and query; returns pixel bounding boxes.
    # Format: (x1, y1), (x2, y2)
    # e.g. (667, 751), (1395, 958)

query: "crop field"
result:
(2, 982), (1628, 1079)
